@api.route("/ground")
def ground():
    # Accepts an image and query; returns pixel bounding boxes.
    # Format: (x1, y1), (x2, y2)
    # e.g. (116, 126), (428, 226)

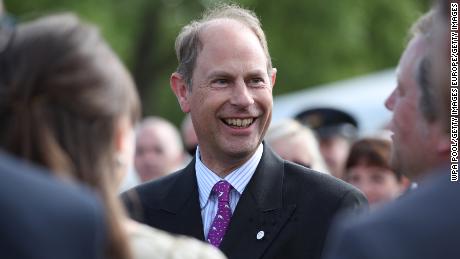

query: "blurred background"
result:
(5, 0), (431, 129)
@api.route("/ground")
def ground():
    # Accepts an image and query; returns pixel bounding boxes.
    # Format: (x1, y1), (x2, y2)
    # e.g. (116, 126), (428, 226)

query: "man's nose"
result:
(385, 89), (396, 111)
(230, 79), (255, 107)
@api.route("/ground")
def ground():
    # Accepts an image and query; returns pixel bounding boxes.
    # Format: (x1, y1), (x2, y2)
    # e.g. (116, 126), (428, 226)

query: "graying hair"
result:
(409, 9), (436, 42)
(409, 10), (438, 122)
(174, 3), (273, 90)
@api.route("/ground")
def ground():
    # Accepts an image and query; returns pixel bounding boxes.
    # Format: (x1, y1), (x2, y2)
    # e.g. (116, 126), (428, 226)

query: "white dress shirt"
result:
(195, 144), (264, 239)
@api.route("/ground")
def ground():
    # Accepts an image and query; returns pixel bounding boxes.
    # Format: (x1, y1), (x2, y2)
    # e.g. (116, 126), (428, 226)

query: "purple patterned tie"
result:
(207, 180), (233, 247)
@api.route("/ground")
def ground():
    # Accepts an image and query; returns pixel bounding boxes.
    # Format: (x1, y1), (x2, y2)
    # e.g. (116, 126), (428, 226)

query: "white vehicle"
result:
(272, 69), (395, 136)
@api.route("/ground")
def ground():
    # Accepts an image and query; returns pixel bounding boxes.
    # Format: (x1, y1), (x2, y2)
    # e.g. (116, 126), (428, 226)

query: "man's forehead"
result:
(194, 20), (268, 70)
(397, 36), (427, 79)
(400, 36), (427, 67)
(201, 18), (250, 33)
(198, 19), (257, 48)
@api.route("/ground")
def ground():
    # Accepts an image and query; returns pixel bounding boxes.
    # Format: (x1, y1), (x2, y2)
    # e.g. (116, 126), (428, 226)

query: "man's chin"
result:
(224, 143), (259, 159)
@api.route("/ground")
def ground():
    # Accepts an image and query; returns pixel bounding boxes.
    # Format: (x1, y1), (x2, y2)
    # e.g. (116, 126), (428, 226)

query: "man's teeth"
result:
(225, 118), (254, 127)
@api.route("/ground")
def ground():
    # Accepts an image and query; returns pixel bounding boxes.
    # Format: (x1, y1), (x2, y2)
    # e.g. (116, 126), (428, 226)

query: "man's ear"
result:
(270, 68), (277, 89)
(170, 72), (191, 113)
(436, 133), (451, 157)
(399, 175), (412, 193)
(426, 122), (450, 157)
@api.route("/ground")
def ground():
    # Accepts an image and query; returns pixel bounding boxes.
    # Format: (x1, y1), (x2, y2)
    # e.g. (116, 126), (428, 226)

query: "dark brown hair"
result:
(345, 138), (403, 180)
(0, 13), (140, 259)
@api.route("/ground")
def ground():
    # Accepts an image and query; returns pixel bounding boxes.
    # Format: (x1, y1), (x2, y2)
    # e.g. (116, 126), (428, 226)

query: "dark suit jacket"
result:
(323, 163), (459, 259)
(123, 145), (367, 259)
(0, 151), (106, 259)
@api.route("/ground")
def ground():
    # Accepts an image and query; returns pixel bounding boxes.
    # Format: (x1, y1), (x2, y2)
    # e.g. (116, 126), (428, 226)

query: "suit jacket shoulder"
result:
(282, 160), (366, 211)
(122, 160), (205, 240)
(123, 169), (189, 213)
(0, 151), (106, 259)
(323, 164), (459, 259)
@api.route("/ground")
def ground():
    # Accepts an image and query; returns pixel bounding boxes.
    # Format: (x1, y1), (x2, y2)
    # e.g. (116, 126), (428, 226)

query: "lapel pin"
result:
(256, 230), (265, 240)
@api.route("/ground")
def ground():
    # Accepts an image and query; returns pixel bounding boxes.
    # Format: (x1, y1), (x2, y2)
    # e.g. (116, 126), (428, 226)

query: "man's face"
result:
(345, 165), (404, 206)
(173, 20), (275, 172)
(385, 36), (438, 180)
(319, 136), (351, 179)
(134, 125), (182, 182)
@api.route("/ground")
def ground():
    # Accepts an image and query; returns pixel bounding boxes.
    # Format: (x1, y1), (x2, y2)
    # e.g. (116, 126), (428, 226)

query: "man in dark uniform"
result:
(296, 107), (359, 178)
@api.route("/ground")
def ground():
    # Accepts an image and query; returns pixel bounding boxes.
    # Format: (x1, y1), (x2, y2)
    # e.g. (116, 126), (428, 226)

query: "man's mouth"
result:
(222, 118), (255, 128)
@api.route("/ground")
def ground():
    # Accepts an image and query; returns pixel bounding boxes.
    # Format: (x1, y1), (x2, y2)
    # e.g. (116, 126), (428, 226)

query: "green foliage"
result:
(5, 0), (431, 125)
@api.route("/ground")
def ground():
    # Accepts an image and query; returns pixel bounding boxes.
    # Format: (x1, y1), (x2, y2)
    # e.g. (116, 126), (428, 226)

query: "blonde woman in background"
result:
(266, 119), (329, 174)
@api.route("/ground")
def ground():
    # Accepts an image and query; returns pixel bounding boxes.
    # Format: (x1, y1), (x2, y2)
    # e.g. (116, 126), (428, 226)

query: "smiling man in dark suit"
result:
(123, 4), (366, 259)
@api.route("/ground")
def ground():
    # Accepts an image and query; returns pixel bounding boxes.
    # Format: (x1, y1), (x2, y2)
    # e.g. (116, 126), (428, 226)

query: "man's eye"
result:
(248, 78), (265, 87)
(212, 79), (229, 87)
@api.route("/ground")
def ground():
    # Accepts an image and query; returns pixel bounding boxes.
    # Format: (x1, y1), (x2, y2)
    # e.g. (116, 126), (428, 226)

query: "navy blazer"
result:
(123, 145), (367, 259)
(323, 164), (459, 259)
(0, 151), (106, 259)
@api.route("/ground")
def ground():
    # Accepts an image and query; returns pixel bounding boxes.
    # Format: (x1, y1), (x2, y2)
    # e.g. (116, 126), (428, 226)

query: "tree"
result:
(5, 0), (431, 125)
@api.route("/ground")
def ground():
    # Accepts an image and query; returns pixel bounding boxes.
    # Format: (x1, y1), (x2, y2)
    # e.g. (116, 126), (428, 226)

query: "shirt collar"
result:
(195, 144), (264, 209)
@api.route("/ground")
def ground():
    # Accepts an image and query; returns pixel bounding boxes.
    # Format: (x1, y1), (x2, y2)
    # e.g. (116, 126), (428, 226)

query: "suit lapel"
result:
(220, 145), (297, 259)
(158, 158), (205, 241)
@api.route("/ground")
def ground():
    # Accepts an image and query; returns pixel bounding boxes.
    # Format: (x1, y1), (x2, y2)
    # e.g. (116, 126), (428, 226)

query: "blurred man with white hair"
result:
(323, 5), (457, 259)
(134, 116), (186, 182)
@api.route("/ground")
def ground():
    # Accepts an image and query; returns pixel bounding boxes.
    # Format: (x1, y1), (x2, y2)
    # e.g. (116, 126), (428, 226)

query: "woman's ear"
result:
(114, 117), (131, 153)
(114, 117), (135, 167)
(113, 117), (135, 186)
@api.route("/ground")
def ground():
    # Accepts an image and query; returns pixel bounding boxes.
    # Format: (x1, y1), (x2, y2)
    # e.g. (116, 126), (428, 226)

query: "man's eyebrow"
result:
(206, 69), (267, 80)
(207, 70), (233, 79)
(246, 70), (266, 77)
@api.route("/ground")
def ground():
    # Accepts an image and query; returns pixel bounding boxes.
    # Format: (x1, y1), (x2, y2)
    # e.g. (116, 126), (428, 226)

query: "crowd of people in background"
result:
(129, 108), (410, 210)
(0, 0), (457, 259)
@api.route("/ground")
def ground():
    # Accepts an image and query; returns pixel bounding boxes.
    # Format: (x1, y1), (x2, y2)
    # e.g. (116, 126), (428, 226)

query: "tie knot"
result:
(212, 180), (232, 202)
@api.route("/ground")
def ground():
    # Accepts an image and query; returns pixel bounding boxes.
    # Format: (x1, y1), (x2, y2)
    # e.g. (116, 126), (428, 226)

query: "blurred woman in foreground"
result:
(0, 13), (225, 259)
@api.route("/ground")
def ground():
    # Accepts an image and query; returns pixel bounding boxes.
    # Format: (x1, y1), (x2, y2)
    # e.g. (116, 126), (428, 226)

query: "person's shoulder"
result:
(125, 167), (187, 198)
(322, 185), (437, 259)
(284, 160), (364, 198)
(120, 166), (191, 219)
(0, 151), (105, 259)
(324, 166), (460, 259)
(330, 169), (457, 236)
(0, 151), (103, 215)
(126, 220), (226, 259)
(282, 160), (367, 214)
